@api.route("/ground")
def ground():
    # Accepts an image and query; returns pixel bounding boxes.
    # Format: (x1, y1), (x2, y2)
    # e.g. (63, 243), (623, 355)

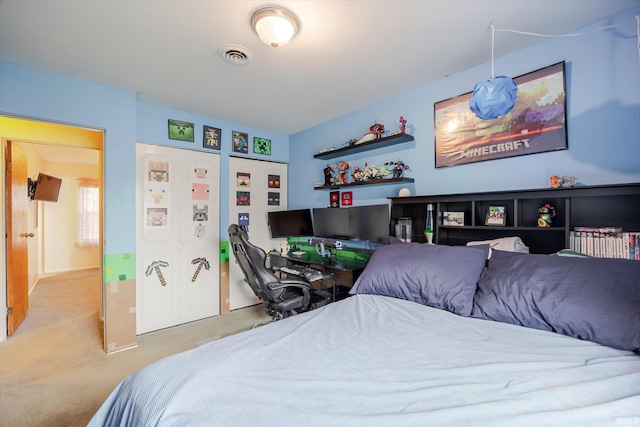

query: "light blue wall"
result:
(136, 101), (289, 239)
(0, 61), (289, 255)
(2, 9), (639, 252)
(0, 60), (137, 254)
(289, 8), (640, 210)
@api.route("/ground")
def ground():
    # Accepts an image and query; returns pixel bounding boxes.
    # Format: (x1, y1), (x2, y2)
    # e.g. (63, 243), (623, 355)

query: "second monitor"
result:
(312, 204), (389, 243)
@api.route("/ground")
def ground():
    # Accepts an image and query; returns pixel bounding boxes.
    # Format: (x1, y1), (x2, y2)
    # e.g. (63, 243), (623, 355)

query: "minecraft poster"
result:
(192, 183), (210, 200)
(237, 172), (250, 187)
(148, 161), (169, 182)
(268, 174), (280, 188)
(435, 62), (567, 168)
(267, 192), (280, 206)
(236, 191), (250, 206)
(146, 208), (168, 227)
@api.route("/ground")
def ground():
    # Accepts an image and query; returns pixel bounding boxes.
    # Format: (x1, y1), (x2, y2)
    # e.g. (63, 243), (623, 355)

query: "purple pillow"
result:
(472, 250), (640, 352)
(350, 243), (488, 316)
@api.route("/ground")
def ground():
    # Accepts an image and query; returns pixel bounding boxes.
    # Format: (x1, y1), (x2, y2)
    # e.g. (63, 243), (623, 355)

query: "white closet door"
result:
(178, 152), (220, 324)
(228, 157), (287, 310)
(136, 143), (220, 334)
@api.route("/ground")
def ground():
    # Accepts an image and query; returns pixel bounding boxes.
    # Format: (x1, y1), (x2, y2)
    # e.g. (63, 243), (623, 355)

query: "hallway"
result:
(12, 268), (102, 343)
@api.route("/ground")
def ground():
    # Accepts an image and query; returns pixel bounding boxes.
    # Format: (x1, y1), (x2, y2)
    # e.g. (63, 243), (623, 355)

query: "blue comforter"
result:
(89, 295), (640, 426)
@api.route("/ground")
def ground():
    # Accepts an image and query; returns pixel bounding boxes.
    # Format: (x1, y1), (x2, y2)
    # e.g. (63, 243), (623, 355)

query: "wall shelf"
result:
(315, 177), (414, 190)
(314, 133), (414, 160)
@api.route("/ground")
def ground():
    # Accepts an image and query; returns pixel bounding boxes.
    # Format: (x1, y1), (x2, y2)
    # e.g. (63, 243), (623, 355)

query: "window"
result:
(76, 177), (99, 248)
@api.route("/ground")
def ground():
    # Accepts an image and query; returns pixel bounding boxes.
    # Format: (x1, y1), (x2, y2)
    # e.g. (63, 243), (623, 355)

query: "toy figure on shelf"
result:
(345, 138), (358, 147)
(385, 159), (409, 178)
(363, 163), (391, 180)
(355, 121), (386, 145)
(355, 132), (376, 145)
(398, 116), (407, 133)
(336, 160), (350, 184)
(351, 166), (364, 182)
(550, 175), (578, 188)
(370, 122), (385, 138)
(362, 163), (377, 180)
(323, 164), (334, 186)
(537, 203), (556, 227)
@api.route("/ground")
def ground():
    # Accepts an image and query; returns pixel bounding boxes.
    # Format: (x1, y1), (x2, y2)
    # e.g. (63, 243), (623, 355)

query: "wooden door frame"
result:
(1, 116), (104, 344)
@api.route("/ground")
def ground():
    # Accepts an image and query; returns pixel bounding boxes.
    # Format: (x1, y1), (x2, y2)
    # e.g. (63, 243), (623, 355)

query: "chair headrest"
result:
(228, 224), (249, 238)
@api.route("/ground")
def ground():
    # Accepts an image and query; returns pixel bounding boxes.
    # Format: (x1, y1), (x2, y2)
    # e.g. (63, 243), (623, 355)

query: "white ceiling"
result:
(1, 0), (638, 137)
(26, 143), (100, 166)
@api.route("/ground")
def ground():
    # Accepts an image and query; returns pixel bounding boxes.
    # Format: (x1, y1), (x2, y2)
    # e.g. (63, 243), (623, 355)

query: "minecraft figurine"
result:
(537, 203), (556, 227)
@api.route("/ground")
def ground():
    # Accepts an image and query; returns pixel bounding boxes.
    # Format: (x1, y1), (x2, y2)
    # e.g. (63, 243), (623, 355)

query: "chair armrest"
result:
(268, 280), (313, 290)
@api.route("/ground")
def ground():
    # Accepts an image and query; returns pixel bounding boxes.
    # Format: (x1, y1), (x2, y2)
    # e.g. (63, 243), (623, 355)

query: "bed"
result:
(89, 243), (640, 426)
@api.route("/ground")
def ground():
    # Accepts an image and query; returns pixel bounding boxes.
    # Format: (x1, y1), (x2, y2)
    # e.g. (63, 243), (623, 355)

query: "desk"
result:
(269, 252), (367, 301)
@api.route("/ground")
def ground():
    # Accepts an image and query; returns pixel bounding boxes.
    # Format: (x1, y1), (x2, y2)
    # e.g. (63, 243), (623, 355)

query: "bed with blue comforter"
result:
(90, 243), (640, 426)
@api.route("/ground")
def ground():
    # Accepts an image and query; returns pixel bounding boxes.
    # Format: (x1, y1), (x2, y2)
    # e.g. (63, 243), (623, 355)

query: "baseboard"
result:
(41, 266), (100, 275)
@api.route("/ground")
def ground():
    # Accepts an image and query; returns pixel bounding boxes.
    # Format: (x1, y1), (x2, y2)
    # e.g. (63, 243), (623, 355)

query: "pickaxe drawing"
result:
(146, 260), (169, 286)
(191, 257), (210, 282)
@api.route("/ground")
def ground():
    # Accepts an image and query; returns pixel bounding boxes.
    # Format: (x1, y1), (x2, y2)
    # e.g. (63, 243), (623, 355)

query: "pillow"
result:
(471, 250), (640, 352)
(387, 235), (405, 244)
(349, 243), (488, 316)
(554, 249), (592, 258)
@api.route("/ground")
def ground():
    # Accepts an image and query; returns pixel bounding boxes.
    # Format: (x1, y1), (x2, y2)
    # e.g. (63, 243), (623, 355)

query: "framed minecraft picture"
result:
(253, 137), (271, 155)
(232, 131), (249, 153)
(168, 119), (195, 142)
(203, 126), (221, 150)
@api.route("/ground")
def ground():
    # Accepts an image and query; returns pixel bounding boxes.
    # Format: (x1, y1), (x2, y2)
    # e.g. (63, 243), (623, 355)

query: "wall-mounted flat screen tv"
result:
(267, 208), (314, 239)
(33, 173), (62, 202)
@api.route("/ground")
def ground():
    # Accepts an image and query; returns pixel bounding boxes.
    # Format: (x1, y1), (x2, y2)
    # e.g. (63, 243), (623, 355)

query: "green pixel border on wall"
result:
(104, 252), (136, 282)
(220, 241), (229, 263)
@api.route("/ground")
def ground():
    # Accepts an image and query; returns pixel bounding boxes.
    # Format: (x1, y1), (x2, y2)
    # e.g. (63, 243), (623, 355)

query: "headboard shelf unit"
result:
(389, 183), (640, 254)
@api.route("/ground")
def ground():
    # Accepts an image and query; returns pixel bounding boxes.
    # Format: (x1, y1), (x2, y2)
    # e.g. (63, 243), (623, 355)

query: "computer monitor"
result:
(267, 209), (314, 238)
(313, 204), (390, 243)
(350, 204), (390, 243)
(312, 207), (351, 239)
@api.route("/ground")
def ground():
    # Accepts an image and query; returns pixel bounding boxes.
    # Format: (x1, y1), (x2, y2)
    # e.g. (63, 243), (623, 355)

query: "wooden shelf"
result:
(314, 177), (414, 190)
(314, 133), (414, 160)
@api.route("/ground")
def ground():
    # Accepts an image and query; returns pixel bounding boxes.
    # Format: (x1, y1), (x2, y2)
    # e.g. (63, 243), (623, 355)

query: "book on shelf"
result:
(569, 227), (639, 260)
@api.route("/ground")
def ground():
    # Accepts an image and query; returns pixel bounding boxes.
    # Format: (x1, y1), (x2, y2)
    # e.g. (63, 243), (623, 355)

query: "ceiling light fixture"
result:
(469, 16), (640, 120)
(251, 6), (299, 49)
(469, 22), (517, 121)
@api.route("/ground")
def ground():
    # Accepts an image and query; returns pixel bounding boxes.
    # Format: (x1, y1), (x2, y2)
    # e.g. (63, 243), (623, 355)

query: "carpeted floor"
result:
(0, 269), (269, 427)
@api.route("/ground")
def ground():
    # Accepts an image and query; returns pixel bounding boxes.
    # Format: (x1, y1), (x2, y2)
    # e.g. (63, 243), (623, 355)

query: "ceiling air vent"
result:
(218, 44), (253, 65)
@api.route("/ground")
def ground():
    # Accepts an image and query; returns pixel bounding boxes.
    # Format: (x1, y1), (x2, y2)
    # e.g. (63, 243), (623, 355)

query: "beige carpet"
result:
(0, 269), (269, 427)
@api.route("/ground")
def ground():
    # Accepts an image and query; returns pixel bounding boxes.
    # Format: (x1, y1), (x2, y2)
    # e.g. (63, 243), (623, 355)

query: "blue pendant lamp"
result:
(469, 22), (517, 120)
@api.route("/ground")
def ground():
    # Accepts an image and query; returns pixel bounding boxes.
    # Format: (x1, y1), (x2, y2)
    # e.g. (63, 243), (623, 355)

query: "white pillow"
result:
(466, 236), (529, 255)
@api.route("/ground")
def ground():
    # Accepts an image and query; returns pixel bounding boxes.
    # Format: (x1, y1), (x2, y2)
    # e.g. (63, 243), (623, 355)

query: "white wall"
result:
(40, 162), (100, 274)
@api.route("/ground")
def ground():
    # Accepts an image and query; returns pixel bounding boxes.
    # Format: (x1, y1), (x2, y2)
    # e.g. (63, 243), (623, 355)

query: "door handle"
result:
(23, 233), (35, 238)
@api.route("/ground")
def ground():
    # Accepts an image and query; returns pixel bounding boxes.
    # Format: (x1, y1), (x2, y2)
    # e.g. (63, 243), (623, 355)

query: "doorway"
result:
(1, 116), (104, 349)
